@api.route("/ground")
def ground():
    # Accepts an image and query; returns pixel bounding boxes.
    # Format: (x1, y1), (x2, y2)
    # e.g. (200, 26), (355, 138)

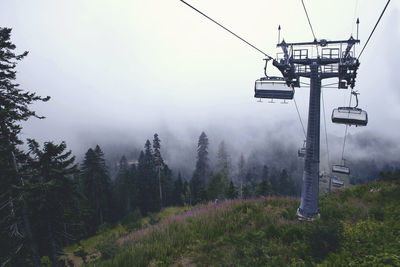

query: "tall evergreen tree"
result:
(226, 181), (238, 199)
(183, 180), (191, 206)
(207, 173), (227, 201)
(278, 169), (296, 196)
(216, 141), (230, 182)
(161, 164), (174, 207)
(113, 155), (135, 219)
(80, 146), (112, 232)
(26, 140), (81, 266)
(173, 173), (184, 206)
(137, 140), (159, 214)
(190, 132), (210, 204)
(0, 27), (49, 266)
(256, 179), (271, 197)
(153, 133), (164, 206)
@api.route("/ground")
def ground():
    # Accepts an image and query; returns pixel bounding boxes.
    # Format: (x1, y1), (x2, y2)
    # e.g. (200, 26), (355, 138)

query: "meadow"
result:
(63, 178), (400, 266)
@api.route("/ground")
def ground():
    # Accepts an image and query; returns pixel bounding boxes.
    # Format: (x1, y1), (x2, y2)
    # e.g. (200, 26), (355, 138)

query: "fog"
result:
(1, 0), (399, 178)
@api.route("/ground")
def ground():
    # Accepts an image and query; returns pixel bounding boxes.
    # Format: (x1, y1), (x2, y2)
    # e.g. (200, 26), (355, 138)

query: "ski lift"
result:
(254, 59), (294, 100)
(332, 160), (350, 175)
(331, 177), (344, 187)
(332, 91), (368, 126)
(298, 140), (306, 158)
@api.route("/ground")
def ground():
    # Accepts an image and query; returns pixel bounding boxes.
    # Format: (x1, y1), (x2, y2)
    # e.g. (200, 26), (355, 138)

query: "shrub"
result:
(281, 225), (305, 244)
(121, 209), (142, 231)
(97, 222), (112, 235)
(148, 212), (160, 225)
(368, 205), (384, 221)
(95, 234), (118, 260)
(305, 219), (344, 260)
(73, 247), (88, 264)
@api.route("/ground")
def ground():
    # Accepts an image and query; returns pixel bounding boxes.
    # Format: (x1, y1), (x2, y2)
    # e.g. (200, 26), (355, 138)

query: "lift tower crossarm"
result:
(276, 37), (360, 48)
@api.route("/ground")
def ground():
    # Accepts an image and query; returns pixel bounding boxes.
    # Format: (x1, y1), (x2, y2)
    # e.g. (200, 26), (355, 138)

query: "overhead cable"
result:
(321, 89), (331, 168)
(293, 97), (307, 139)
(301, 0), (317, 40)
(341, 91), (353, 161)
(358, 0), (391, 59)
(180, 0), (273, 59)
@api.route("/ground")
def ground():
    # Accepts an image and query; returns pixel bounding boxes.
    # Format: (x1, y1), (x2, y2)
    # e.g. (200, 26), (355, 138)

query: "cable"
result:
(321, 89), (331, 169)
(340, 91), (353, 162)
(358, 0), (391, 60)
(293, 96), (307, 139)
(180, 0), (273, 59)
(301, 0), (316, 40)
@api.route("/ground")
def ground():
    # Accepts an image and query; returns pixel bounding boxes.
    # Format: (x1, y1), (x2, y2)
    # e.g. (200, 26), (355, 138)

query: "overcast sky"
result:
(1, 0), (399, 166)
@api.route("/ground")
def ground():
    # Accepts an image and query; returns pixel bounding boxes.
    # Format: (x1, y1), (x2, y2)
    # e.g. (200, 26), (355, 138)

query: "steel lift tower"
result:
(273, 38), (360, 219)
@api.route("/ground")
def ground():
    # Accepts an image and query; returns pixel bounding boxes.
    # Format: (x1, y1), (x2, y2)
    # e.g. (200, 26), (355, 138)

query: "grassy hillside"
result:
(65, 180), (400, 266)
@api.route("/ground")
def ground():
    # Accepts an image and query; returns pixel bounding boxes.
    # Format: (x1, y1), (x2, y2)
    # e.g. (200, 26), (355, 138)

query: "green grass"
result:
(61, 206), (189, 265)
(67, 180), (400, 266)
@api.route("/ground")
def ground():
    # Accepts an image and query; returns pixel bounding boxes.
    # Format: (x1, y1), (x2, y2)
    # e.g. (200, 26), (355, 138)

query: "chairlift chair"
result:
(331, 91), (368, 126)
(332, 107), (368, 126)
(332, 164), (350, 175)
(254, 58), (294, 100)
(298, 140), (306, 158)
(254, 77), (294, 100)
(331, 177), (344, 187)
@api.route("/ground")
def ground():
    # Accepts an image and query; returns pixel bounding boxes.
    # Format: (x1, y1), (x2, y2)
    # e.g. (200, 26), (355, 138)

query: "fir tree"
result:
(0, 27), (49, 266)
(183, 180), (191, 206)
(256, 179), (271, 197)
(207, 173), (227, 200)
(226, 181), (238, 199)
(161, 164), (174, 206)
(137, 140), (159, 214)
(26, 140), (80, 266)
(216, 141), (230, 182)
(190, 132), (210, 204)
(80, 146), (112, 232)
(153, 133), (164, 206)
(173, 173), (184, 206)
(278, 169), (295, 196)
(114, 155), (134, 219)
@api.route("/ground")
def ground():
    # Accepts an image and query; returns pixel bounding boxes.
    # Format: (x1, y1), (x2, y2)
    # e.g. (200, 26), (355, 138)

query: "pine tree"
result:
(269, 167), (279, 194)
(278, 169), (295, 196)
(137, 140), (159, 214)
(226, 181), (238, 199)
(80, 146), (112, 232)
(173, 173), (184, 206)
(114, 155), (134, 219)
(153, 133), (164, 206)
(216, 141), (230, 182)
(0, 27), (49, 266)
(207, 173), (227, 201)
(190, 132), (210, 204)
(161, 164), (174, 206)
(26, 140), (80, 266)
(256, 179), (271, 197)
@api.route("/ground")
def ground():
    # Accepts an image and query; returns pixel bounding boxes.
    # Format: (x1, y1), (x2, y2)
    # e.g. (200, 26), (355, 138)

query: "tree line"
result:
(0, 27), (297, 266)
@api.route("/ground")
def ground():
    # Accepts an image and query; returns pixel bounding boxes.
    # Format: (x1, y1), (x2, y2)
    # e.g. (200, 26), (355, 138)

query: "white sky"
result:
(1, 0), (399, 163)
